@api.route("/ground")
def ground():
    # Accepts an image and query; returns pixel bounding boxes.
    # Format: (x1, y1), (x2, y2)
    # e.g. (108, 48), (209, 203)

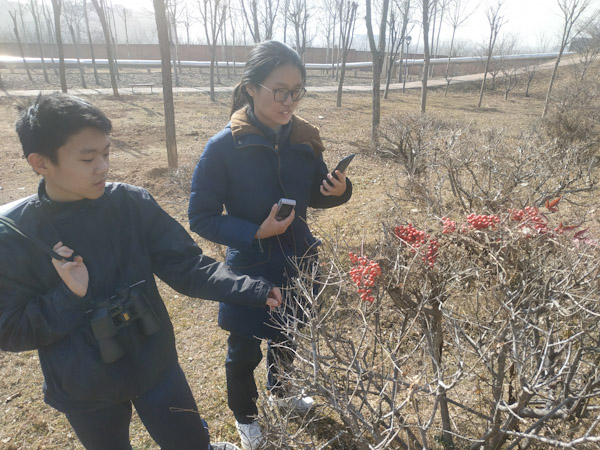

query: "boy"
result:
(0, 93), (281, 450)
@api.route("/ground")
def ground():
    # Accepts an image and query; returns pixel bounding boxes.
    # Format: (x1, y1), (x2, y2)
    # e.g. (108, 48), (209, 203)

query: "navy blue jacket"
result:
(188, 109), (352, 339)
(0, 181), (273, 412)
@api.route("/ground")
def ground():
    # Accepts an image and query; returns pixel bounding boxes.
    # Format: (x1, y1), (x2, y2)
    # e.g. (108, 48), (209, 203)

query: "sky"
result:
(110, 0), (600, 53)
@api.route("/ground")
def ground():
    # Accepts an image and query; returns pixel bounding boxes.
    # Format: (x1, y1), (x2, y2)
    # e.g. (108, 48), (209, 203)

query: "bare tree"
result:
(366, 0), (390, 147)
(82, 0), (100, 84)
(117, 5), (132, 57)
(318, 0), (338, 78)
(51, 0), (68, 92)
(282, 0), (290, 43)
(9, 8), (34, 83)
(542, 0), (599, 118)
(221, 1), (231, 79)
(183, 2), (192, 44)
(262, 0), (280, 41)
(288, 0), (309, 59)
(523, 58), (541, 97)
(242, 0), (261, 42)
(42, 0), (60, 75)
(64, 0), (87, 88)
(239, 0), (278, 43)
(444, 0), (474, 95)
(107, 0), (120, 80)
(420, 0), (434, 114)
(228, 0), (239, 76)
(576, 20), (600, 80)
(384, 0), (410, 99)
(199, 0), (227, 101)
(166, 0), (181, 87)
(336, 1), (358, 107)
(90, 0), (120, 96)
(29, 0), (50, 83)
(477, 1), (504, 108)
(153, 0), (178, 169)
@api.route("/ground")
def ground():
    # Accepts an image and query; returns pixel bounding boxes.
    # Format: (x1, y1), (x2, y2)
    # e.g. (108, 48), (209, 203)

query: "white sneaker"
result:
(235, 420), (264, 450)
(211, 443), (242, 450)
(269, 394), (315, 414)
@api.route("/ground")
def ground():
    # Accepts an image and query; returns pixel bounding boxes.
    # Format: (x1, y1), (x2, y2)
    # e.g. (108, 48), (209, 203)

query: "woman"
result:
(188, 40), (352, 450)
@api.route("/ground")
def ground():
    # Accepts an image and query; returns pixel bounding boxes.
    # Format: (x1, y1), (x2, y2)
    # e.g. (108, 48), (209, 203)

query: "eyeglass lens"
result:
(274, 88), (305, 102)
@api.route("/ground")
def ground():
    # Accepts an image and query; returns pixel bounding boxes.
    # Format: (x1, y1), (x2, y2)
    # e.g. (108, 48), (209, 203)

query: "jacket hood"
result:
(230, 108), (325, 157)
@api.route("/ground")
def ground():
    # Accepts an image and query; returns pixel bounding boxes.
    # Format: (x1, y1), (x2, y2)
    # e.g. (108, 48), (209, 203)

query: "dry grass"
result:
(0, 63), (595, 449)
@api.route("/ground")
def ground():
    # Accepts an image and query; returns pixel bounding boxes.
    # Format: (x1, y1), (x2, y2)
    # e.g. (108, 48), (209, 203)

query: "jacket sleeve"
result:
(0, 269), (89, 352)
(188, 137), (260, 251)
(309, 150), (353, 209)
(136, 189), (272, 307)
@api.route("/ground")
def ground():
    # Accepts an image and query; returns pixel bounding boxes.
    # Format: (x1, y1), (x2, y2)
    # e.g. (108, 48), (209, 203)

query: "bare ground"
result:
(0, 66), (561, 449)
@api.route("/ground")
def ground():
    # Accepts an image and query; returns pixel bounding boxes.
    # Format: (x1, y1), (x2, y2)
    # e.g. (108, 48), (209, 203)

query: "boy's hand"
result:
(266, 287), (282, 310)
(51, 242), (89, 298)
(254, 203), (295, 240)
(320, 170), (347, 196)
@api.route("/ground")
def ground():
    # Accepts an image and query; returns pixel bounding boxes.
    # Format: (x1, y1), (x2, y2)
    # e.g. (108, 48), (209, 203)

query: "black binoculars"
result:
(89, 282), (160, 363)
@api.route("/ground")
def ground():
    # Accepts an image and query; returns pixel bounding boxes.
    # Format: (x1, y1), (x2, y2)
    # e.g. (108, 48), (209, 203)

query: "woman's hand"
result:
(266, 287), (282, 310)
(320, 170), (347, 196)
(51, 242), (89, 298)
(254, 203), (295, 240)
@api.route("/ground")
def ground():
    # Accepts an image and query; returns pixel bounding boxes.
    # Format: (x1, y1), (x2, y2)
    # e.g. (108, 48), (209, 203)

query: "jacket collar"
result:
(37, 179), (103, 213)
(230, 107), (325, 156)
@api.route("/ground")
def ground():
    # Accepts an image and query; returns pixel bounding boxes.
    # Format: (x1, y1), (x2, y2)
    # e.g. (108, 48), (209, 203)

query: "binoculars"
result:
(89, 282), (160, 363)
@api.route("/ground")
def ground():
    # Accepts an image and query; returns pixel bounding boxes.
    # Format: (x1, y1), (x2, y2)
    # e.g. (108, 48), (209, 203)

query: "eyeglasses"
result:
(258, 84), (307, 103)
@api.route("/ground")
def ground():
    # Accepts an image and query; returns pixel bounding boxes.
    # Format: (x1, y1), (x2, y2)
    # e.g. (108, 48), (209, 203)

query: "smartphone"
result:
(275, 198), (296, 221)
(327, 153), (355, 185)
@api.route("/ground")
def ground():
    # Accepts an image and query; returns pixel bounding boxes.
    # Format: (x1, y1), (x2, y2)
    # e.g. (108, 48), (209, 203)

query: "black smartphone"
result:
(275, 198), (296, 221)
(327, 153), (355, 185)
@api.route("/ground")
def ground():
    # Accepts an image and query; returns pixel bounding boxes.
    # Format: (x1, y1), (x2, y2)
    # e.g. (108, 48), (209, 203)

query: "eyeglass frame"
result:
(257, 83), (307, 103)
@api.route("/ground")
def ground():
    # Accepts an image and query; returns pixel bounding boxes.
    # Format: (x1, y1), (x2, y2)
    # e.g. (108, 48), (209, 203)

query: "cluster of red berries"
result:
(349, 252), (382, 303)
(509, 207), (548, 234)
(441, 217), (456, 234)
(467, 214), (501, 230)
(424, 238), (439, 268)
(394, 224), (427, 250)
(394, 224), (439, 268)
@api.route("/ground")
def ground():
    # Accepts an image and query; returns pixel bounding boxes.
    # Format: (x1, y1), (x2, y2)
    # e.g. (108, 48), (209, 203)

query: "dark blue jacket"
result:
(0, 182), (273, 412)
(188, 109), (352, 339)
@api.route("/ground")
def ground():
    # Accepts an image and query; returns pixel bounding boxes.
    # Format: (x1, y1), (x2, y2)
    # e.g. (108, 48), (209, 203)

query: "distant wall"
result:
(0, 42), (374, 63)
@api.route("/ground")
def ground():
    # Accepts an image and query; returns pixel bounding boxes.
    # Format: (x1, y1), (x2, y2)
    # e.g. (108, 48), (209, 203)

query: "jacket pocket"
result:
(40, 328), (133, 403)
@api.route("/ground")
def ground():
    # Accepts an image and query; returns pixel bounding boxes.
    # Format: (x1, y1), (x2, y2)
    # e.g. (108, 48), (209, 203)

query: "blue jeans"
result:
(225, 332), (296, 424)
(65, 363), (210, 450)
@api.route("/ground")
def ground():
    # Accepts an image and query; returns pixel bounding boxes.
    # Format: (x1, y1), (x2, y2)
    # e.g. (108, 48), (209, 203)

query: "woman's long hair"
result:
(231, 41), (306, 116)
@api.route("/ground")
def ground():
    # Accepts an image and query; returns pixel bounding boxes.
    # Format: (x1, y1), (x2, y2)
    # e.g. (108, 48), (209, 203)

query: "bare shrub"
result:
(259, 208), (600, 449)
(381, 111), (598, 222)
(541, 75), (600, 152)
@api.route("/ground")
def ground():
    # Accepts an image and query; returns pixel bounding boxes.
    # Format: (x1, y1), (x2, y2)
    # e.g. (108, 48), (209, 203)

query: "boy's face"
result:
(33, 127), (110, 202)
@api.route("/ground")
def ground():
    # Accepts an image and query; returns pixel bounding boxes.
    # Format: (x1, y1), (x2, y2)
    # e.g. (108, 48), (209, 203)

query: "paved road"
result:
(0, 56), (576, 98)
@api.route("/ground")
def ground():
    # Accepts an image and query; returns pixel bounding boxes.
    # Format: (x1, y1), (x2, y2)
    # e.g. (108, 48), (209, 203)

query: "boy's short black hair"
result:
(16, 93), (112, 163)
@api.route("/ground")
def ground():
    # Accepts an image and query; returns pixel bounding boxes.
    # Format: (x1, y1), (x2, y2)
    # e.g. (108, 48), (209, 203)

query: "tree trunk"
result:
(90, 0), (119, 97)
(153, 0), (178, 169)
(30, 0), (49, 83)
(42, 0), (59, 76)
(420, 0), (430, 114)
(83, 0), (100, 84)
(542, 53), (563, 118)
(68, 23), (87, 89)
(51, 0), (68, 92)
(365, 0), (390, 148)
(9, 11), (34, 83)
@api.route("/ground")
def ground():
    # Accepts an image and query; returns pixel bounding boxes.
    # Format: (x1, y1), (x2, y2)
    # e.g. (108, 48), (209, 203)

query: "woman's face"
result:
(247, 64), (304, 129)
